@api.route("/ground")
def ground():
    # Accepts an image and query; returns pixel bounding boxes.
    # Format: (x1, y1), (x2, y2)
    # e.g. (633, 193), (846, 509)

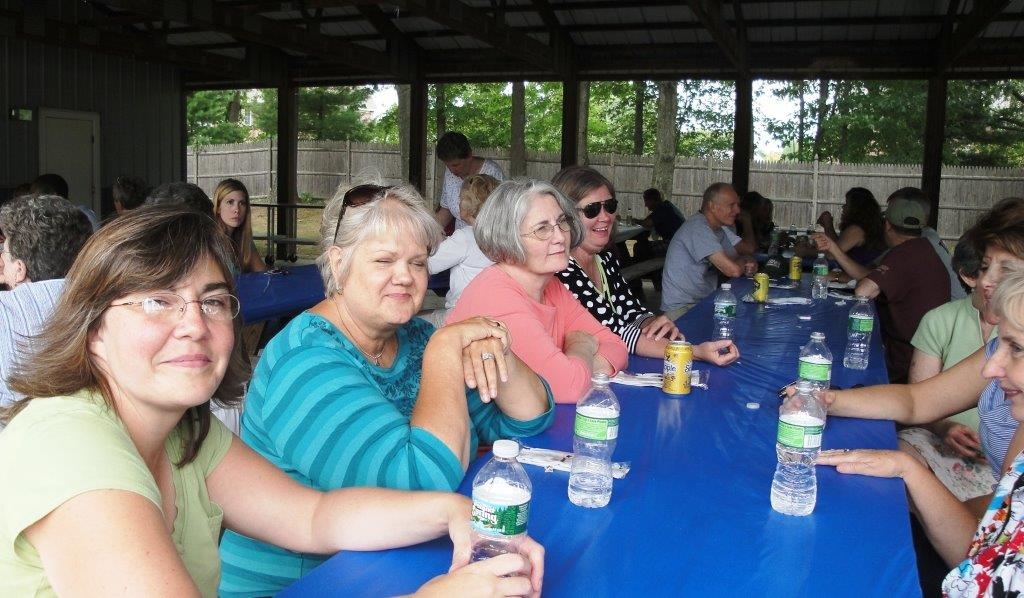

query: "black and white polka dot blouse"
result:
(556, 251), (655, 354)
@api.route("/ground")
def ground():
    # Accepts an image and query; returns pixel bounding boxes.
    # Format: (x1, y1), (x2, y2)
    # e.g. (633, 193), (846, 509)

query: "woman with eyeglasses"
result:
(213, 178), (267, 275)
(447, 179), (628, 404)
(551, 166), (739, 365)
(218, 183), (551, 596)
(0, 205), (542, 597)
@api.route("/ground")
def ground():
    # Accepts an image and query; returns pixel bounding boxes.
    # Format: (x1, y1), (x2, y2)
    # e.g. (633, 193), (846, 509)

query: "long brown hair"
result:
(2, 205), (249, 466)
(213, 178), (256, 271)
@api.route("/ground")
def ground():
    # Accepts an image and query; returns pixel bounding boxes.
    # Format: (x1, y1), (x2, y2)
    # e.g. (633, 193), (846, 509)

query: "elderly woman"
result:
(819, 262), (1024, 596)
(551, 166), (738, 365)
(213, 178), (267, 274)
(448, 179), (628, 404)
(0, 195), (92, 413)
(0, 206), (543, 598)
(219, 183), (552, 596)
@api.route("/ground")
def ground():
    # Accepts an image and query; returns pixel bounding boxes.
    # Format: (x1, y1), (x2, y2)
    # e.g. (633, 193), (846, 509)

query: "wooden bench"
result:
(621, 257), (664, 282)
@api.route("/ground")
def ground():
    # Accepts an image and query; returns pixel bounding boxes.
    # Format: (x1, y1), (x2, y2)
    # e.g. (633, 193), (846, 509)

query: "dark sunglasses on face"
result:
(577, 198), (618, 219)
(333, 184), (391, 242)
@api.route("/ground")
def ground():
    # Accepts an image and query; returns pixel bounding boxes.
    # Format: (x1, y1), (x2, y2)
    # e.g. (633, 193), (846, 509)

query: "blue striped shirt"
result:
(980, 337), (1018, 475)
(219, 313), (553, 596)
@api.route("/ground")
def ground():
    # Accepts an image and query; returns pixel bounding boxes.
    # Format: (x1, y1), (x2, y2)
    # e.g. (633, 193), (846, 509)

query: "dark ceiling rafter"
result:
(382, 0), (568, 77)
(942, 0), (1014, 70)
(357, 4), (424, 81)
(686, 0), (746, 74)
(102, 0), (406, 80)
(0, 6), (245, 77)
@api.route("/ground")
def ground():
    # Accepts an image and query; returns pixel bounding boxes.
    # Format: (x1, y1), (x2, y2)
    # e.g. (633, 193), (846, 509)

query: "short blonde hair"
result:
(993, 261), (1024, 332)
(459, 174), (499, 220)
(317, 183), (443, 295)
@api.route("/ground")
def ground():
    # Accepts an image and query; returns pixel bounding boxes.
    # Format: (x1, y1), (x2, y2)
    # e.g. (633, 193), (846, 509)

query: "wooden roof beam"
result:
(686, 0), (745, 73)
(104, 0), (404, 78)
(943, 0), (1012, 68)
(383, 0), (566, 76)
(0, 7), (246, 78)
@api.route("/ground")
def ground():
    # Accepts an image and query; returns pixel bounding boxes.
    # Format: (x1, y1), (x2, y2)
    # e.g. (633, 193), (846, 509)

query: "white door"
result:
(38, 109), (100, 211)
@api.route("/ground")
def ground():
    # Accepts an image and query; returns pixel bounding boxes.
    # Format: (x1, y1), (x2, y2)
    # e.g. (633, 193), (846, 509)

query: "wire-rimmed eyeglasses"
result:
(110, 293), (240, 322)
(522, 215), (571, 241)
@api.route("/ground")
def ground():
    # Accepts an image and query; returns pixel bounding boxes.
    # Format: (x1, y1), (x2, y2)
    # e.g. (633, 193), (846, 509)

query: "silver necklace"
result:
(333, 298), (387, 366)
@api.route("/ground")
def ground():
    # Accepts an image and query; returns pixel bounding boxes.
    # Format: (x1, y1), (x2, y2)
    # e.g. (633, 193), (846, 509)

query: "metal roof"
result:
(5, 0), (1024, 88)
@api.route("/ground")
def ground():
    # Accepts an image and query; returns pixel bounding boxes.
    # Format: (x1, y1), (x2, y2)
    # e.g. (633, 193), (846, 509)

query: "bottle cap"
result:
(492, 439), (520, 459)
(817, 252), (824, 258)
(810, 331), (825, 341)
(591, 372), (610, 385)
(721, 283), (732, 290)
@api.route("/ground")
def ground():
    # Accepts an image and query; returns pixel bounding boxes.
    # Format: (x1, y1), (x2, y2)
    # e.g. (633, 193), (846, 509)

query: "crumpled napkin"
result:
(518, 446), (631, 478)
(612, 370), (709, 389)
(767, 297), (813, 306)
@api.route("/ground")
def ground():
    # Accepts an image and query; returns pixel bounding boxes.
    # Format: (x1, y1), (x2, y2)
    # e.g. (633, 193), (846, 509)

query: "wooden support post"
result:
(560, 77), (580, 168)
(732, 75), (753, 195)
(276, 84), (298, 261)
(408, 78), (428, 193)
(922, 76), (948, 228)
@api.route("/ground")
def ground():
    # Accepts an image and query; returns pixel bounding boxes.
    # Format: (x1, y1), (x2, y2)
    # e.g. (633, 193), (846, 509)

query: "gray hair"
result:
(0, 194), (92, 281)
(474, 179), (584, 265)
(316, 183), (443, 295)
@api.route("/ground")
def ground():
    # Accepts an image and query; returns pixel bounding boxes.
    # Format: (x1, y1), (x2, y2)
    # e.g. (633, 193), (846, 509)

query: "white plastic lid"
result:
(591, 372), (610, 385)
(817, 252), (825, 258)
(810, 331), (825, 340)
(721, 283), (732, 290)
(493, 439), (520, 458)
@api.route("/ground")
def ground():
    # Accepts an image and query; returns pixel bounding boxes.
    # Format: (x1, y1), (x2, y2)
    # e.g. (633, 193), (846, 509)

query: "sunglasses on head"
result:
(577, 198), (618, 219)
(333, 184), (391, 242)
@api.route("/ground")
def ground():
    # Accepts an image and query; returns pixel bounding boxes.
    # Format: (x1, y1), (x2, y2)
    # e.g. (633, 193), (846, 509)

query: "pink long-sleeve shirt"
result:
(447, 265), (628, 404)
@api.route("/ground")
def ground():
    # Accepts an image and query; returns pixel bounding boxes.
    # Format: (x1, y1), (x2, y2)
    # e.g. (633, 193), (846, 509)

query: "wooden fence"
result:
(187, 140), (1024, 242)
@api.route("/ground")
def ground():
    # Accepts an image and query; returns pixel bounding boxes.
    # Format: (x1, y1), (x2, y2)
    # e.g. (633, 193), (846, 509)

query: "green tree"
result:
(247, 86), (377, 141)
(186, 90), (249, 146)
(765, 79), (1024, 166)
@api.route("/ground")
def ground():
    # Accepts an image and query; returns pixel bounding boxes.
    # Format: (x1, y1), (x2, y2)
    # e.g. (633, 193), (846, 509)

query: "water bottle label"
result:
(471, 497), (530, 536)
(574, 412), (619, 441)
(713, 303), (736, 318)
(798, 359), (831, 381)
(848, 315), (873, 333)
(813, 264), (829, 276)
(777, 420), (824, 449)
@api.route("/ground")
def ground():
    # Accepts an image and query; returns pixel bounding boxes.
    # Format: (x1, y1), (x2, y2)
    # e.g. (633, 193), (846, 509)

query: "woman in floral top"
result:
(552, 165), (739, 366)
(819, 261), (1024, 597)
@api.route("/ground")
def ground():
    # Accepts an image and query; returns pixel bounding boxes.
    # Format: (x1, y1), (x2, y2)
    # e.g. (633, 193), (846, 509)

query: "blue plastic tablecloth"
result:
(278, 276), (920, 597)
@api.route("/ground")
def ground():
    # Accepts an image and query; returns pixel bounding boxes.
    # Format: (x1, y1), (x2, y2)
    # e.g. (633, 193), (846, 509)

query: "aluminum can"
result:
(753, 272), (769, 302)
(789, 255), (802, 281)
(663, 340), (693, 395)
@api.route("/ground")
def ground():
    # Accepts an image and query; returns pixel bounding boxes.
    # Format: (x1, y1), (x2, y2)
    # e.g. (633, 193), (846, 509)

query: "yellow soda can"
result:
(789, 255), (802, 281)
(663, 340), (693, 395)
(753, 272), (769, 303)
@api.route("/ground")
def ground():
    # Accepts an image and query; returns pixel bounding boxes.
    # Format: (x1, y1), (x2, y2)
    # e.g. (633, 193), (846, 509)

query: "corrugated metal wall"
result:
(0, 0), (182, 211)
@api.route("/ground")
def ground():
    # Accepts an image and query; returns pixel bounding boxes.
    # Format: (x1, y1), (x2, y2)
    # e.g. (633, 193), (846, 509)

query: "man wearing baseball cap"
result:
(851, 188), (951, 383)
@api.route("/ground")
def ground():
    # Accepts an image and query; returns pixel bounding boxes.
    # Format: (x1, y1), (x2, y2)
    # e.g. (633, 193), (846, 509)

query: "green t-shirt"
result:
(911, 296), (996, 430)
(0, 389), (233, 597)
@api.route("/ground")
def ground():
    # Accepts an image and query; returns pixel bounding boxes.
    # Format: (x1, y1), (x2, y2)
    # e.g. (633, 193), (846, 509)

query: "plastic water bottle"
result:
(470, 439), (532, 561)
(771, 380), (827, 516)
(843, 296), (874, 370)
(712, 283), (737, 343)
(811, 253), (829, 299)
(798, 331), (833, 395)
(569, 374), (620, 508)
